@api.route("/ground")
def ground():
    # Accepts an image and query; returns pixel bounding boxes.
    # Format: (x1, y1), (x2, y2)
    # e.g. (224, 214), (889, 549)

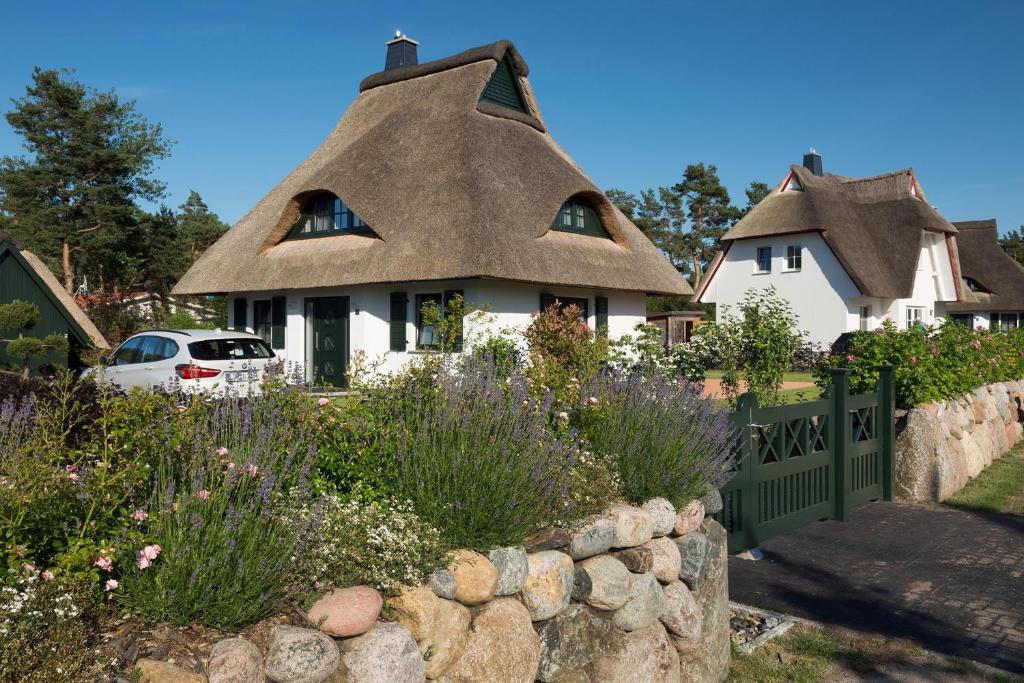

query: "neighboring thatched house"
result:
(694, 151), (970, 344)
(173, 36), (690, 385)
(0, 233), (109, 370)
(939, 219), (1024, 330)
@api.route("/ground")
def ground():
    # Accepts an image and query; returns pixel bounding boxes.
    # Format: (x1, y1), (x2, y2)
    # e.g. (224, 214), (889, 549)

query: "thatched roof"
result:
(945, 220), (1024, 312)
(174, 40), (690, 297)
(698, 164), (961, 300)
(0, 233), (109, 349)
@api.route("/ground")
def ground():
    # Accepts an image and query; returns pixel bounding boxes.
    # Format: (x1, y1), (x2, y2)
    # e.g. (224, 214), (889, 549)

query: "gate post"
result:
(876, 365), (896, 500)
(829, 369), (851, 521)
(733, 392), (760, 551)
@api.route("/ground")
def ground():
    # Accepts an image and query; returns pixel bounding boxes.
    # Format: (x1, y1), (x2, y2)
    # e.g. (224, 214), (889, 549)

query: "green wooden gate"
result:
(715, 367), (895, 553)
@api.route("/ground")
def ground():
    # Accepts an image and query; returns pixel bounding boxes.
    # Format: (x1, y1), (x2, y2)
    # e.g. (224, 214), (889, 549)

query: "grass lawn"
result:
(728, 624), (1021, 682)
(705, 370), (816, 383)
(946, 444), (1024, 515)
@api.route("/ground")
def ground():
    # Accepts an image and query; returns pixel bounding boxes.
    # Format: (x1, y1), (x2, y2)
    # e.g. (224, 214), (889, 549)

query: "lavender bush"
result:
(388, 357), (577, 550)
(578, 371), (737, 507)
(118, 388), (323, 629)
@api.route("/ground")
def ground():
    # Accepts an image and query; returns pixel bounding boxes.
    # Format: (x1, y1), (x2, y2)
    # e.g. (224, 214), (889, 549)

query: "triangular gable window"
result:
(910, 177), (919, 198)
(480, 55), (527, 113)
(783, 173), (803, 192)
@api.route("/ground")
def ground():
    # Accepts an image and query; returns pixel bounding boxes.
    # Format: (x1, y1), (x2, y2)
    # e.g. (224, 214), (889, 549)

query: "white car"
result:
(88, 329), (278, 394)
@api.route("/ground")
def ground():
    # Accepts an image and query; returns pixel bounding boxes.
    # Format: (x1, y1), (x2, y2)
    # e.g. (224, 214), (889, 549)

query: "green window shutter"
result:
(233, 298), (247, 331)
(271, 296), (286, 349)
(390, 292), (407, 352)
(540, 293), (556, 314)
(443, 289), (464, 351)
(480, 56), (527, 112)
(595, 296), (608, 337)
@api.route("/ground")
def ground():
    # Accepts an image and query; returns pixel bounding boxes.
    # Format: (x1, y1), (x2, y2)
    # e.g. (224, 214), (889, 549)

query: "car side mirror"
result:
(99, 355), (109, 365)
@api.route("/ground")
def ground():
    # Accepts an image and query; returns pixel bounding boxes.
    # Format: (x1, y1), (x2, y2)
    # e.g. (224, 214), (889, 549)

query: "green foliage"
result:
(523, 304), (608, 408)
(707, 287), (807, 407)
(0, 300), (39, 330)
(0, 67), (172, 292)
(816, 318), (1024, 407)
(418, 292), (466, 354)
(289, 493), (446, 597)
(0, 300), (68, 373)
(668, 323), (720, 383)
(998, 225), (1024, 265)
(0, 570), (115, 682)
(309, 395), (398, 500)
(607, 323), (672, 376)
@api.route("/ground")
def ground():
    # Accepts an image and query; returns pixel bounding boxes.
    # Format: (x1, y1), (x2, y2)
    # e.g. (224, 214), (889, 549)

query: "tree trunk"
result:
(691, 252), (704, 290)
(62, 241), (74, 293)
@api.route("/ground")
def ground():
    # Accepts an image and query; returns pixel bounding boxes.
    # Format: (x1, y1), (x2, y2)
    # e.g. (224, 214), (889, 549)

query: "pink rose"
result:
(318, 397), (330, 407)
(243, 463), (259, 476)
(142, 544), (161, 561)
(216, 447), (229, 457)
(132, 509), (148, 522)
(105, 579), (118, 591)
(94, 556), (113, 572)
(21, 562), (36, 574)
(42, 570), (55, 581)
(846, 354), (857, 362)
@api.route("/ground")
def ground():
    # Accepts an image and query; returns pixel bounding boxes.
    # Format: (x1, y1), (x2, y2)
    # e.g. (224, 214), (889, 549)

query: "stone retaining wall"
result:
(135, 492), (731, 683)
(895, 379), (1024, 503)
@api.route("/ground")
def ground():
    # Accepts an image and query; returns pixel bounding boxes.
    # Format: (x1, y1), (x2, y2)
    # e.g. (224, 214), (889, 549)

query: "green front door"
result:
(305, 296), (349, 388)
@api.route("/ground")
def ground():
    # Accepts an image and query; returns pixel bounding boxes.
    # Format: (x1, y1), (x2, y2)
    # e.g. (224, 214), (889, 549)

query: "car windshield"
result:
(187, 338), (274, 361)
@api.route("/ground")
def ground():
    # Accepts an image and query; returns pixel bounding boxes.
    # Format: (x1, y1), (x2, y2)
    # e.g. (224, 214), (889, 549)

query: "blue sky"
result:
(1, 1), (1021, 231)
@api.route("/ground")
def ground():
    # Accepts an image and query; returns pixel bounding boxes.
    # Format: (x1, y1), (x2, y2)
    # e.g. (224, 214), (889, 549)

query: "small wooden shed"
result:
(0, 233), (109, 371)
(646, 310), (706, 350)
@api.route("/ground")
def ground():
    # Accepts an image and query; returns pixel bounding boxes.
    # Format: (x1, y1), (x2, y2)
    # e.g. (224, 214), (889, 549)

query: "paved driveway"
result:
(728, 501), (1024, 674)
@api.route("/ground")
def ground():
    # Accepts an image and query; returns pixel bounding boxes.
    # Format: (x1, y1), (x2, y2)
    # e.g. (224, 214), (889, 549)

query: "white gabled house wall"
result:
(700, 231), (959, 345)
(228, 281), (647, 381)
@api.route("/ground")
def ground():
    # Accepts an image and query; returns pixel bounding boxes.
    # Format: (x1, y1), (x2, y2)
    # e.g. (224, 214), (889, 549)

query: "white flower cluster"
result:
(0, 572), (81, 638)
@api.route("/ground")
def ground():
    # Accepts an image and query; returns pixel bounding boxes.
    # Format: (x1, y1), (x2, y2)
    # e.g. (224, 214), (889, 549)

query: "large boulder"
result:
(643, 536), (681, 585)
(572, 555), (633, 610)
(265, 626), (341, 683)
(567, 516), (615, 560)
(586, 622), (680, 682)
(447, 550), (499, 606)
(208, 638), (263, 683)
(488, 546), (529, 596)
(524, 527), (572, 553)
(388, 584), (470, 679)
(611, 546), (654, 573)
(612, 572), (664, 632)
(534, 604), (625, 682)
(674, 531), (711, 591)
(520, 551), (575, 620)
(437, 597), (540, 683)
(306, 586), (382, 638)
(641, 498), (676, 537)
(676, 519), (730, 683)
(387, 584), (440, 641)
(337, 622), (425, 683)
(608, 505), (654, 548)
(427, 569), (457, 600)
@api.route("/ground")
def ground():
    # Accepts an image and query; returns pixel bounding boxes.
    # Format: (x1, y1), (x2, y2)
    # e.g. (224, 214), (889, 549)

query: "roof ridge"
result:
(827, 168), (914, 185)
(359, 39), (526, 93)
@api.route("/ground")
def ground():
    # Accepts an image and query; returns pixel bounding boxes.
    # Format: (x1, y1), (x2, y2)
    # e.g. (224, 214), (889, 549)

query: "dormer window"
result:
(964, 276), (989, 293)
(480, 55), (528, 113)
(783, 174), (803, 192)
(287, 193), (371, 239)
(551, 197), (609, 238)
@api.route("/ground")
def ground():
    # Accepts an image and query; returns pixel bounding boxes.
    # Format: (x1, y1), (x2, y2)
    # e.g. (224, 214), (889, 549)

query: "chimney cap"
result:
(387, 30), (419, 46)
(802, 148), (823, 176)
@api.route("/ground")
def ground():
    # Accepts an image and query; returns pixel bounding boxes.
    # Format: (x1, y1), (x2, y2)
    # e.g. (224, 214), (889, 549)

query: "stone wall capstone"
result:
(895, 379), (1024, 503)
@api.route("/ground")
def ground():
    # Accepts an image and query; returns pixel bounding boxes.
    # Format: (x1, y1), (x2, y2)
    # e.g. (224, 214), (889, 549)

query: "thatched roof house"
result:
(696, 152), (966, 344)
(0, 233), (108, 371)
(943, 219), (1024, 329)
(173, 36), (688, 383)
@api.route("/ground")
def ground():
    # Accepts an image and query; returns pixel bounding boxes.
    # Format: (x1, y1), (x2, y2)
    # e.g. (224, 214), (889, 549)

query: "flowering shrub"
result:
(668, 323), (721, 382)
(523, 304), (608, 409)
(0, 567), (115, 681)
(387, 357), (578, 550)
(289, 493), (446, 597)
(816, 319), (1024, 407)
(577, 371), (737, 507)
(117, 388), (324, 629)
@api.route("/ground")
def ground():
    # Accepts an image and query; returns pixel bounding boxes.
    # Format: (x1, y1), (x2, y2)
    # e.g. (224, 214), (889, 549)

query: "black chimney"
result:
(385, 31), (418, 71)
(803, 148), (823, 176)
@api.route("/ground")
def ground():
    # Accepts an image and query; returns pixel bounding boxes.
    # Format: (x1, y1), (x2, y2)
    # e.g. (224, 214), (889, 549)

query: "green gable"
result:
(480, 56), (527, 113)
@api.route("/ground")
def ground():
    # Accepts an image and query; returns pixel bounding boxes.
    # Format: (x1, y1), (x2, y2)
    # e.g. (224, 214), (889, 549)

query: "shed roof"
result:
(174, 40), (690, 297)
(704, 164), (960, 300)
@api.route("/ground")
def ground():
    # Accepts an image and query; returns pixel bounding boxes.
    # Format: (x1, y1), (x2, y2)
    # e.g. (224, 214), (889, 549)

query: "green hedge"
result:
(815, 319), (1024, 407)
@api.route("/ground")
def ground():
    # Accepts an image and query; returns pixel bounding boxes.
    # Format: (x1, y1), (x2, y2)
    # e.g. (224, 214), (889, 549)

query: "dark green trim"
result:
(595, 296), (608, 337)
(480, 55), (527, 113)
(233, 297), (247, 331)
(551, 197), (610, 239)
(389, 292), (407, 352)
(0, 239), (93, 349)
(253, 300), (272, 343)
(271, 296), (286, 349)
(285, 193), (374, 241)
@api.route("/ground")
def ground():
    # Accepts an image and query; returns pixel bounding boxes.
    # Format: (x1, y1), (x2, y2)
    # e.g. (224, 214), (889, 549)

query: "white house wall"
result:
(701, 232), (859, 344)
(228, 281), (647, 380)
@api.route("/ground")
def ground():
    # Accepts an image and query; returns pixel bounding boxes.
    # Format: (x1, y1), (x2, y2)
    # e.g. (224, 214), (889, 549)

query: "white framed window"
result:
(755, 246), (772, 274)
(991, 312), (1020, 332)
(859, 305), (871, 332)
(785, 244), (802, 271)
(905, 307), (925, 330)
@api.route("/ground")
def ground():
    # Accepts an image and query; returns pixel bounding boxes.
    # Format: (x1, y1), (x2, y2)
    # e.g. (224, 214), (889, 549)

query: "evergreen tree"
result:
(742, 181), (771, 215)
(178, 190), (228, 261)
(672, 163), (740, 289)
(999, 225), (1024, 265)
(0, 68), (172, 292)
